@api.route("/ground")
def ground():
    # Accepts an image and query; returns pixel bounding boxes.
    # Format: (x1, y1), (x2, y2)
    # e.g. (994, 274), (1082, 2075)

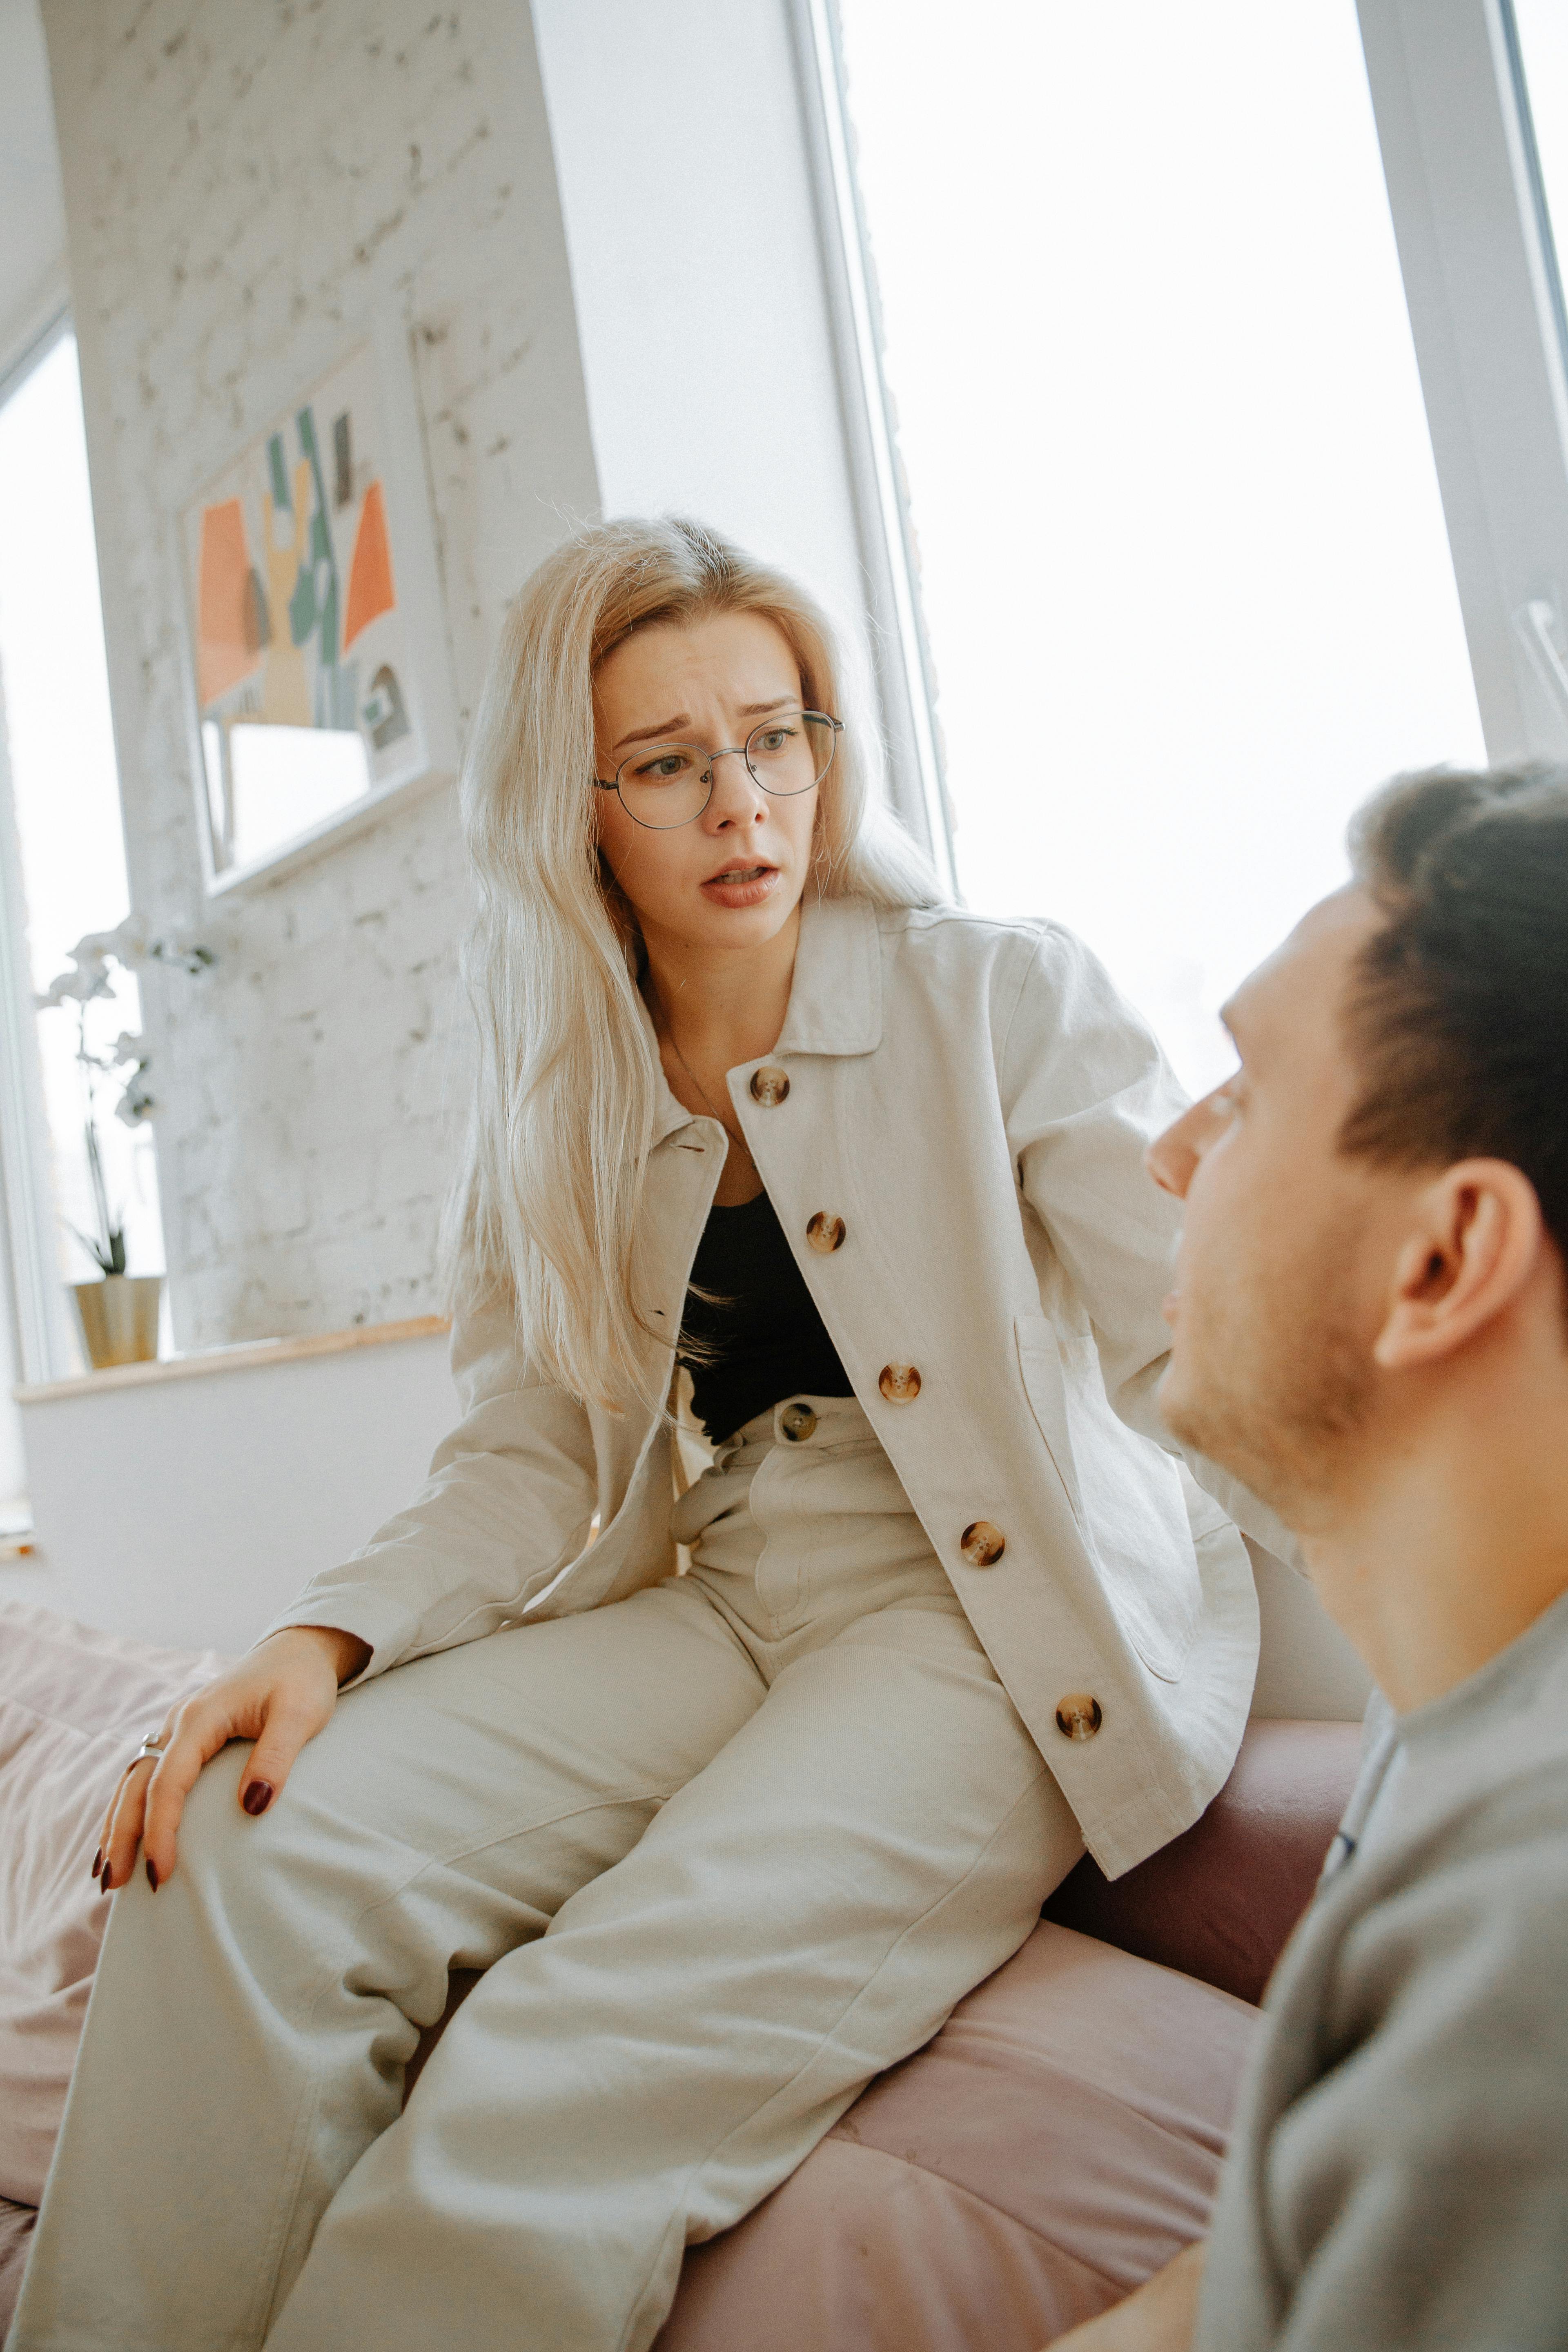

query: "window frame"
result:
(804, 0), (1568, 831)
(1357, 0), (1568, 762)
(788, 0), (960, 896)
(0, 301), (111, 1385)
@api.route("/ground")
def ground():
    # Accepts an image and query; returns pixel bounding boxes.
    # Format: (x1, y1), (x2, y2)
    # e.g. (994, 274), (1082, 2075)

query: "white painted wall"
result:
(1247, 1543), (1372, 1723)
(0, 1330), (457, 1655)
(38, 0), (601, 1351)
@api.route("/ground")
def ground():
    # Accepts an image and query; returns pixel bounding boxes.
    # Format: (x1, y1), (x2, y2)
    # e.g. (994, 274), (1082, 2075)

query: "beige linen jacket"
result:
(269, 898), (1290, 1878)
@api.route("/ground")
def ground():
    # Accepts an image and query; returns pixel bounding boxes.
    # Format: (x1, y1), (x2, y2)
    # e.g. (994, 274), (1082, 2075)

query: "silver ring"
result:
(129, 1731), (169, 1770)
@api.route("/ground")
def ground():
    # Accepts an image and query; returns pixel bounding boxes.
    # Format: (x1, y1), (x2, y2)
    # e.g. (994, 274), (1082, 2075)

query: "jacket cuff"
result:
(249, 1587), (421, 1688)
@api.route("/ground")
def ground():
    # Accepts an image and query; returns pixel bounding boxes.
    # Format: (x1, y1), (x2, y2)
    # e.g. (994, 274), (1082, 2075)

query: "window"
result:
(1511, 0), (1568, 358)
(0, 322), (166, 1419)
(825, 0), (1486, 1094)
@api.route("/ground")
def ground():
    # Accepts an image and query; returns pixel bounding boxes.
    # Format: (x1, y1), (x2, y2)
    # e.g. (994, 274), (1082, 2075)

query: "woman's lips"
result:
(701, 864), (780, 908)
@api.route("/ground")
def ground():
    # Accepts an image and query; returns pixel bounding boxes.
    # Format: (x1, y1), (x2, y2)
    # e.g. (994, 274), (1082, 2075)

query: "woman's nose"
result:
(702, 749), (766, 825)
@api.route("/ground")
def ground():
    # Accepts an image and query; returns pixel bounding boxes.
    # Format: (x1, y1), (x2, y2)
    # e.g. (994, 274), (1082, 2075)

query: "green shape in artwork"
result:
(295, 404), (341, 672)
(319, 575), (339, 675)
(268, 433), (290, 510)
(289, 552), (317, 647)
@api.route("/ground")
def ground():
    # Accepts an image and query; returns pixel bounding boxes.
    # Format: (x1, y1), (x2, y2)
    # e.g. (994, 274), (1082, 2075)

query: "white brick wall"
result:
(42, 0), (599, 1346)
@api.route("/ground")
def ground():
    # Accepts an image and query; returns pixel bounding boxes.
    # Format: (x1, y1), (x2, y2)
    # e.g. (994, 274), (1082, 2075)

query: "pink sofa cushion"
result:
(1043, 1718), (1363, 2005)
(656, 1918), (1261, 2352)
(0, 1598), (232, 2205)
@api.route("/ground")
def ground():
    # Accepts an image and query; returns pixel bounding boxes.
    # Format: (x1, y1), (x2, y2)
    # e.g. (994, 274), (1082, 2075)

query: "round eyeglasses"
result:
(595, 709), (843, 831)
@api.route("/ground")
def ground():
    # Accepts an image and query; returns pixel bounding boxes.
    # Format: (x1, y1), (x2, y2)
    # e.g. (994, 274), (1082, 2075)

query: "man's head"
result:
(1149, 765), (1568, 1534)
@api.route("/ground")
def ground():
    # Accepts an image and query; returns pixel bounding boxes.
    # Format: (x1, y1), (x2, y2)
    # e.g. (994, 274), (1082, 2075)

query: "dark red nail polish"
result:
(100, 1862), (113, 1891)
(91, 1848), (103, 1879)
(146, 1859), (159, 1891)
(242, 1780), (274, 1817)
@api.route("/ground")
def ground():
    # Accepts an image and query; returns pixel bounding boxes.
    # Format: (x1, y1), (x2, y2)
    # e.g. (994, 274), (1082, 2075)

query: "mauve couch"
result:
(0, 1596), (1361, 2346)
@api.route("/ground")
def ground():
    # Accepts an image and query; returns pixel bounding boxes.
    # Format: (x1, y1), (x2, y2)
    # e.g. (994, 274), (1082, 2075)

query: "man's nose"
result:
(1146, 1117), (1200, 1200)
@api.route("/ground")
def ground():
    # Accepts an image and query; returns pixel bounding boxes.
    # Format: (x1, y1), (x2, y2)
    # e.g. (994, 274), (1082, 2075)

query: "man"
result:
(1055, 763), (1568, 2350)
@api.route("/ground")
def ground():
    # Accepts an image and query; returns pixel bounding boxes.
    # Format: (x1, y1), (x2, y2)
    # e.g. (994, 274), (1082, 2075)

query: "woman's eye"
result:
(754, 728), (792, 754)
(638, 752), (689, 782)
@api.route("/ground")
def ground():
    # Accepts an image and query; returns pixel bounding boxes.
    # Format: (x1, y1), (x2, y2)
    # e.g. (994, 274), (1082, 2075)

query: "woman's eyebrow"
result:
(613, 715), (690, 753)
(613, 696), (797, 754)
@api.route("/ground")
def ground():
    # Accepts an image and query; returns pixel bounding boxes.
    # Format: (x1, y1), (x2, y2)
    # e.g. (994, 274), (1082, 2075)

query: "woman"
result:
(15, 517), (1262, 2352)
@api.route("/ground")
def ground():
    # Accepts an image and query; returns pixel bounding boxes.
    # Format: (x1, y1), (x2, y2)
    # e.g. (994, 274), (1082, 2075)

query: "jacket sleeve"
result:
(998, 921), (1303, 1570)
(254, 1290), (599, 1681)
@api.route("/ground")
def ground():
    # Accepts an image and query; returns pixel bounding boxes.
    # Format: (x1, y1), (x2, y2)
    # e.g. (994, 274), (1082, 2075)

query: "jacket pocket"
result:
(1016, 1315), (1200, 1682)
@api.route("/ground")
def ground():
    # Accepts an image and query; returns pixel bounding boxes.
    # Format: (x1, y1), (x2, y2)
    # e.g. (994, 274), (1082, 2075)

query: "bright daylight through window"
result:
(834, 0), (1488, 1093)
(1514, 0), (1568, 350)
(0, 327), (166, 1401)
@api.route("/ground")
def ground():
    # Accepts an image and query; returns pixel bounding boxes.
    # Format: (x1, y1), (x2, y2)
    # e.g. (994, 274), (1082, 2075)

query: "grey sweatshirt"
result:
(1197, 1586), (1568, 2350)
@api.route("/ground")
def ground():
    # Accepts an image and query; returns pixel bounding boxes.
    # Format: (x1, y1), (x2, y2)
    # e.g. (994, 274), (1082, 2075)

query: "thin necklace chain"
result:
(658, 1018), (755, 1164)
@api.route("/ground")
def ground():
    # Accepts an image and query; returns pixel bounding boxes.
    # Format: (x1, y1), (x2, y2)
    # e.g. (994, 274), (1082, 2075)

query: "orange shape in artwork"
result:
(196, 499), (261, 708)
(343, 479), (396, 650)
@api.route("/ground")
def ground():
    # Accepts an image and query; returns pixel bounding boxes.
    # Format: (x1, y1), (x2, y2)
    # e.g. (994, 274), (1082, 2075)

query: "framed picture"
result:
(178, 324), (459, 895)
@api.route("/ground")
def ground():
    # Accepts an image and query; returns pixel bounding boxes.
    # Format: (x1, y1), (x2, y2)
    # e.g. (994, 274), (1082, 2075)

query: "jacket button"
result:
(878, 1363), (921, 1403)
(806, 1212), (846, 1253)
(1055, 1693), (1103, 1741)
(779, 1400), (817, 1443)
(750, 1066), (790, 1106)
(960, 1520), (1005, 1567)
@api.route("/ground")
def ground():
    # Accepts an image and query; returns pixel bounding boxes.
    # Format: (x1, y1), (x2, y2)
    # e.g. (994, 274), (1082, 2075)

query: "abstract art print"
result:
(180, 341), (449, 890)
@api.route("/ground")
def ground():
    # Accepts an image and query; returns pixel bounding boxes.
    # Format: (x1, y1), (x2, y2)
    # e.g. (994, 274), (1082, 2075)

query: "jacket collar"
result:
(775, 896), (883, 1058)
(644, 895), (884, 1147)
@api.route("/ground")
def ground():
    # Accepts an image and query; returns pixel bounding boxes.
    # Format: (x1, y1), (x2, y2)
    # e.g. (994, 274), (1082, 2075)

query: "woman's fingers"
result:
(232, 1694), (330, 1824)
(94, 1756), (156, 1891)
(136, 1699), (236, 1887)
(91, 1631), (348, 1893)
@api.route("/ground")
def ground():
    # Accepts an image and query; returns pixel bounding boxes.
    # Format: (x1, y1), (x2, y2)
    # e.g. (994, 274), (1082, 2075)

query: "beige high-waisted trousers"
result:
(13, 1396), (1082, 2352)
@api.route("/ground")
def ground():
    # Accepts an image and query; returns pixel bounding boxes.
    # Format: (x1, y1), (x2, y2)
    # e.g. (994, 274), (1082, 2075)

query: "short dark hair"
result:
(1341, 765), (1568, 1281)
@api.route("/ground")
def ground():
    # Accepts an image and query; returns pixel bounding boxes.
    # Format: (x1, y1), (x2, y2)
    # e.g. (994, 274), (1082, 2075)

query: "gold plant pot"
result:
(71, 1274), (163, 1370)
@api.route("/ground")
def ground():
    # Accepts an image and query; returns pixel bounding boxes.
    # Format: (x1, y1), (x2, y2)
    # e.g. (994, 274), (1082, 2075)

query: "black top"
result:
(679, 1189), (854, 1443)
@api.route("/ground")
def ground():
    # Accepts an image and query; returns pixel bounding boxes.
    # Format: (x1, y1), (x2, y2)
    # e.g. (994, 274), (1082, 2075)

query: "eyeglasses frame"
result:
(593, 709), (844, 830)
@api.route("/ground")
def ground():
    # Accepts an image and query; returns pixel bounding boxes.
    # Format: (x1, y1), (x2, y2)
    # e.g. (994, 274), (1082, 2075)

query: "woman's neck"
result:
(640, 902), (802, 1075)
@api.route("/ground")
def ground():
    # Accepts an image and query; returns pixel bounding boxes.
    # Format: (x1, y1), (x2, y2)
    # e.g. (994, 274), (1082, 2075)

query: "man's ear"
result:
(1373, 1160), (1544, 1371)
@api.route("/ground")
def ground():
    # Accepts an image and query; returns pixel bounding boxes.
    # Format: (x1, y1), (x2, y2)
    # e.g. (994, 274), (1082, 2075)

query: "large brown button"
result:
(878, 1363), (921, 1403)
(750, 1066), (790, 1106)
(779, 1400), (817, 1443)
(806, 1212), (846, 1254)
(960, 1520), (1005, 1567)
(1055, 1693), (1103, 1742)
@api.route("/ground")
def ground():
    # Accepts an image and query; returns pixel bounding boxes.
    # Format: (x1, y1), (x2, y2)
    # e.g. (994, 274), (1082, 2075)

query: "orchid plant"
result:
(36, 915), (216, 1280)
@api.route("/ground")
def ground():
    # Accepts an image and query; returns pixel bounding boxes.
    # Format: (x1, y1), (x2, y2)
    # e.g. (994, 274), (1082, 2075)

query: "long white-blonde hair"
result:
(449, 514), (942, 1408)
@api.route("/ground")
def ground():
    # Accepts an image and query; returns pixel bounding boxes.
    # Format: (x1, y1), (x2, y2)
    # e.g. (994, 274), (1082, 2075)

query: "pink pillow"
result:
(0, 1599), (231, 2205)
(657, 1920), (1262, 2352)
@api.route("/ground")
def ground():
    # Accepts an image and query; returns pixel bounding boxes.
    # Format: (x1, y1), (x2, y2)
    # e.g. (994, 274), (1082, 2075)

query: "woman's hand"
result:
(94, 1625), (371, 1893)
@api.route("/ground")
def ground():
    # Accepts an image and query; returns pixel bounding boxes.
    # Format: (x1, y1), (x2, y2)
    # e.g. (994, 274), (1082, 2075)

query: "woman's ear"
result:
(1373, 1160), (1544, 1370)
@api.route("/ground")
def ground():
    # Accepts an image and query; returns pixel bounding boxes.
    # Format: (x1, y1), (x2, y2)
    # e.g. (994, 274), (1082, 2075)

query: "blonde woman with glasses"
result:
(16, 518), (1277, 2352)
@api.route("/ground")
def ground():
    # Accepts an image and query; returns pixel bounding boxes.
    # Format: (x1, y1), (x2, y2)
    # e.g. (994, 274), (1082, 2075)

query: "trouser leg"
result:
(9, 1581), (763, 2352)
(265, 1598), (1082, 2352)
